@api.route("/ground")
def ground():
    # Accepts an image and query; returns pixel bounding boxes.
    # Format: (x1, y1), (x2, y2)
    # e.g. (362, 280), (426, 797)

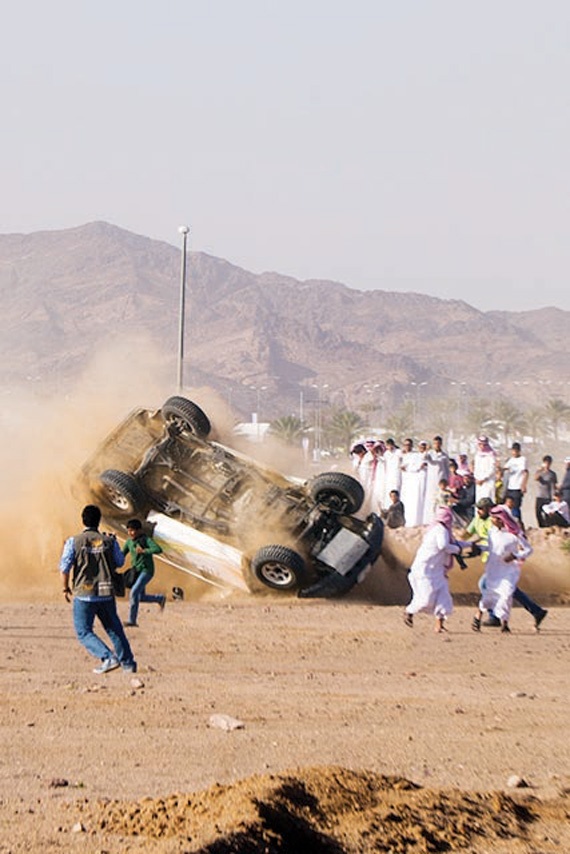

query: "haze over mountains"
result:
(1, 221), (568, 421)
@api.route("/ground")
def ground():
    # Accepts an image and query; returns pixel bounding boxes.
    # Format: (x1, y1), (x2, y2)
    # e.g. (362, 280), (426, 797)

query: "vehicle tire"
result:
(308, 472), (365, 514)
(251, 545), (307, 591)
(162, 396), (211, 439)
(99, 469), (145, 515)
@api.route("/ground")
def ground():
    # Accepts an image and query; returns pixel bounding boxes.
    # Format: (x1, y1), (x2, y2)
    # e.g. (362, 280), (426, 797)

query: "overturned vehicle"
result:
(80, 396), (384, 598)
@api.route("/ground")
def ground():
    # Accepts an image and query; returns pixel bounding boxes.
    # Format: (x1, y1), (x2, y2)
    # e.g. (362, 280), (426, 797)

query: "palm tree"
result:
(463, 398), (493, 441)
(543, 397), (570, 442)
(491, 399), (526, 448)
(325, 409), (366, 453)
(384, 401), (415, 443)
(523, 407), (547, 446)
(268, 415), (306, 445)
(425, 397), (455, 442)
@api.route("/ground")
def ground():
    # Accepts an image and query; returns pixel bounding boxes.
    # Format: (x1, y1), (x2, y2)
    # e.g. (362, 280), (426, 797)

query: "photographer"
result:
(59, 504), (137, 674)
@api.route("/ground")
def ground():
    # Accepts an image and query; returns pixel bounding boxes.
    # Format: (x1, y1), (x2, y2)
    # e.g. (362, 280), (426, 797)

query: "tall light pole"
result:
(410, 381), (427, 432)
(311, 382), (329, 460)
(249, 385), (267, 440)
(451, 381), (466, 433)
(177, 225), (189, 393)
(363, 382), (380, 425)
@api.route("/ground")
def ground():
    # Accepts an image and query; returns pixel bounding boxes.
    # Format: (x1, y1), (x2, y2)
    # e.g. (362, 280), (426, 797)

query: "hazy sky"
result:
(3, 1), (570, 312)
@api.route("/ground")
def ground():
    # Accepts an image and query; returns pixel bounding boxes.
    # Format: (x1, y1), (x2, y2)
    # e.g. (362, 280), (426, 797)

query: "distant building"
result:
(233, 421), (271, 443)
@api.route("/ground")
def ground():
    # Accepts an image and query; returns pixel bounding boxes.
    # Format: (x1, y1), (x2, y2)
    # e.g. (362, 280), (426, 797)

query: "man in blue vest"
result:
(60, 505), (137, 674)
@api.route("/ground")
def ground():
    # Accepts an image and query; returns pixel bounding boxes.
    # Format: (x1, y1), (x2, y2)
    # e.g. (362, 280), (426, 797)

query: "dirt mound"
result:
(77, 765), (541, 852)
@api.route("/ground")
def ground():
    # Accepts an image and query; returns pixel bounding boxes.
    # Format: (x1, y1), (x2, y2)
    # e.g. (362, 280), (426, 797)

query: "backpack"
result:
(73, 531), (125, 598)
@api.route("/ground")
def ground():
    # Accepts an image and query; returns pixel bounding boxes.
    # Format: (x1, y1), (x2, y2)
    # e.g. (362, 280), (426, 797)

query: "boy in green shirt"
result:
(122, 519), (165, 627)
(461, 498), (497, 624)
(464, 498), (494, 561)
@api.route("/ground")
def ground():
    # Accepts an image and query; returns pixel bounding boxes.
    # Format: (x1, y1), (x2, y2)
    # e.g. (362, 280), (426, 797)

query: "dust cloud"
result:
(0, 333), (315, 604)
(0, 336), (173, 601)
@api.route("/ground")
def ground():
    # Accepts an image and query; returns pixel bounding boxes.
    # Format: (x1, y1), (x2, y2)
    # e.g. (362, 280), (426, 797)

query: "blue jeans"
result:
(513, 587), (544, 619)
(73, 597), (136, 668)
(129, 571), (163, 624)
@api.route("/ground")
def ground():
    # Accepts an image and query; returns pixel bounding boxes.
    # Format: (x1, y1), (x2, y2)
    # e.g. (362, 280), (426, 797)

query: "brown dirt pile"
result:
(78, 765), (543, 852)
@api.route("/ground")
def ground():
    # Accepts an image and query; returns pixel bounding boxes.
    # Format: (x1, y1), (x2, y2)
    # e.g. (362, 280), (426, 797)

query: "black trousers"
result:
(542, 511), (569, 528)
(535, 497), (550, 527)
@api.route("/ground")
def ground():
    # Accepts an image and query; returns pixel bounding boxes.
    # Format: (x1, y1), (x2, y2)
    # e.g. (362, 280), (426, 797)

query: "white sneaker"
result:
(93, 657), (120, 674)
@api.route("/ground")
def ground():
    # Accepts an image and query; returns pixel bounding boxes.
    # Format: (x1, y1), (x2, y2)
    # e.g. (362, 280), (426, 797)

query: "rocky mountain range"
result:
(1, 221), (568, 423)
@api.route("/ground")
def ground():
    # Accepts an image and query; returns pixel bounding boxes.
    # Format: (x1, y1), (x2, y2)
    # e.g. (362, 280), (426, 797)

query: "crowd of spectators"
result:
(350, 435), (570, 530)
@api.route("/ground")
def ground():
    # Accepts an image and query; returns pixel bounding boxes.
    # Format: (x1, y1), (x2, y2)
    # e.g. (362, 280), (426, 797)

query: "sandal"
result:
(403, 612), (414, 628)
(471, 615), (481, 632)
(501, 623), (511, 634)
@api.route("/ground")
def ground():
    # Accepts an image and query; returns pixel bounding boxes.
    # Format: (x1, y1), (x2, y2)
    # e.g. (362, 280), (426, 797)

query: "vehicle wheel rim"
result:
(259, 562), (294, 587)
(166, 415), (194, 436)
(105, 488), (131, 511)
(316, 491), (344, 510)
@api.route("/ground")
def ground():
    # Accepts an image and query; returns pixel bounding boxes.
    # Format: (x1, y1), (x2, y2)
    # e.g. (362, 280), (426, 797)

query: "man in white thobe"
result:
(473, 435), (498, 504)
(404, 506), (462, 632)
(424, 435), (450, 525)
(400, 439), (427, 527)
(382, 438), (402, 509)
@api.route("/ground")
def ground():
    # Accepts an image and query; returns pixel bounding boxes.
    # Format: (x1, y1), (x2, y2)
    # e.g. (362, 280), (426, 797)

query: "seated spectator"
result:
(541, 489), (570, 528)
(452, 473), (476, 524)
(380, 489), (406, 529)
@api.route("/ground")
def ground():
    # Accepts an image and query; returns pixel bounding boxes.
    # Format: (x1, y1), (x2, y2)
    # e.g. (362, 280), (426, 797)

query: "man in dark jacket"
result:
(451, 473), (476, 524)
(60, 505), (137, 674)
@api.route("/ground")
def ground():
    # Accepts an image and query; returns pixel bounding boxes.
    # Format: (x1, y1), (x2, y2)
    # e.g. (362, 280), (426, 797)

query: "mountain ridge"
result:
(1, 221), (567, 418)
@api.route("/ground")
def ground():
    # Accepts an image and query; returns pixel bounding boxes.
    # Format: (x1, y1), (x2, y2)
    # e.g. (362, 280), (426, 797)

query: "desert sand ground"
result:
(1, 551), (570, 853)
